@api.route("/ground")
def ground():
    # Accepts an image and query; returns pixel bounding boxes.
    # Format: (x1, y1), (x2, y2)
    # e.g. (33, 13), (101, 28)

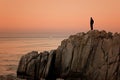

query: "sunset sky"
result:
(0, 0), (120, 34)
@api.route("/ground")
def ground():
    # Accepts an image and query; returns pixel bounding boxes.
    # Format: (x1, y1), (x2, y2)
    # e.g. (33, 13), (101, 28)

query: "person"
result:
(90, 17), (94, 30)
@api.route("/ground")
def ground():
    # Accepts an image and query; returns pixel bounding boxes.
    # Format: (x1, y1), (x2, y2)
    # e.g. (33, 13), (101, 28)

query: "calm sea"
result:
(0, 36), (66, 75)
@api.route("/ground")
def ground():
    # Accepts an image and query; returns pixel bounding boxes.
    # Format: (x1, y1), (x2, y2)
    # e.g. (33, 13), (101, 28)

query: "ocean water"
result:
(0, 36), (66, 75)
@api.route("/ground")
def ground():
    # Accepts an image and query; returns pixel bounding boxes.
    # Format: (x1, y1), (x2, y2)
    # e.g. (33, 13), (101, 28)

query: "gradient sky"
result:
(0, 0), (120, 33)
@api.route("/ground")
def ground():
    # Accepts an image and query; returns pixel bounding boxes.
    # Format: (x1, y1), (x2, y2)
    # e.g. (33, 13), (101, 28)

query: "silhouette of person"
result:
(90, 17), (94, 30)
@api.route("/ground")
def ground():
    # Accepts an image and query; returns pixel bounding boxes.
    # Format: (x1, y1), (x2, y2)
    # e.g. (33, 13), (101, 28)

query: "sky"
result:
(0, 0), (120, 34)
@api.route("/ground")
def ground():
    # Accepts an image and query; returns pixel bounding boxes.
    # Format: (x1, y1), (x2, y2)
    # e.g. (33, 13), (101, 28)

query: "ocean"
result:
(0, 36), (66, 76)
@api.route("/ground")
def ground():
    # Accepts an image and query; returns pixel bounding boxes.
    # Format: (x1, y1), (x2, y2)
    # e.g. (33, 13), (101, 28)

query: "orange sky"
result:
(0, 0), (120, 33)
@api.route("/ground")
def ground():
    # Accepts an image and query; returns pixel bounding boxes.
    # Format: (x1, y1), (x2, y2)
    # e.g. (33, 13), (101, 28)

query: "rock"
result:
(17, 30), (120, 80)
(0, 75), (25, 80)
(17, 51), (39, 79)
(45, 50), (56, 80)
(17, 50), (56, 80)
(55, 30), (120, 80)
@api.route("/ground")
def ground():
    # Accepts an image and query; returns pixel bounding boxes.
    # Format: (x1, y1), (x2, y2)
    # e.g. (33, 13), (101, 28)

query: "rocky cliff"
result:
(17, 30), (120, 80)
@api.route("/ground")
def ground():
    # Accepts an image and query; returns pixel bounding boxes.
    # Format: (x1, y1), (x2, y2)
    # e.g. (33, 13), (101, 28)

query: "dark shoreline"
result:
(0, 75), (25, 80)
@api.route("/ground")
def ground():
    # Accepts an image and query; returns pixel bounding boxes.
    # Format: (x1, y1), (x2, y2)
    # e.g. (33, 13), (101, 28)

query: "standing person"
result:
(90, 17), (94, 30)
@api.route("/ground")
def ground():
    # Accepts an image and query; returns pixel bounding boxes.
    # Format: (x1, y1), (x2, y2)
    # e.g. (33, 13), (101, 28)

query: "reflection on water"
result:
(0, 37), (65, 75)
(0, 53), (22, 75)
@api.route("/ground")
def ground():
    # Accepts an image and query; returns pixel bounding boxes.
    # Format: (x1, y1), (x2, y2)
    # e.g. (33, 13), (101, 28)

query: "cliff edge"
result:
(17, 30), (120, 80)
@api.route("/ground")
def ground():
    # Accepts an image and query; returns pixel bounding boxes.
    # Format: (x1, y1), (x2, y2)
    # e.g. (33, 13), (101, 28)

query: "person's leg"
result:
(90, 24), (93, 30)
(91, 25), (93, 30)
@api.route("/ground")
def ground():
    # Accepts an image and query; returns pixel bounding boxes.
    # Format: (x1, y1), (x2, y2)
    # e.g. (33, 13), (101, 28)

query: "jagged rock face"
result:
(17, 30), (120, 80)
(55, 30), (120, 80)
(17, 51), (38, 79)
(17, 50), (56, 80)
